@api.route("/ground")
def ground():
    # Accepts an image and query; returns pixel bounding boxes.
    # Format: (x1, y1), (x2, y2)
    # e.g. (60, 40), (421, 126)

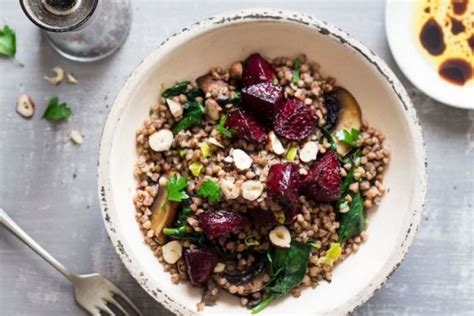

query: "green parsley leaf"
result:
(319, 127), (337, 152)
(336, 128), (361, 147)
(292, 58), (301, 84)
(42, 97), (72, 121)
(0, 25), (16, 58)
(216, 115), (234, 138)
(166, 174), (189, 202)
(197, 179), (222, 204)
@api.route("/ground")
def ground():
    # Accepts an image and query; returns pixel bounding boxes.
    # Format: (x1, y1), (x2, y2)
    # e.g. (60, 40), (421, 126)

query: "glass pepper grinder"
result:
(20, 0), (132, 62)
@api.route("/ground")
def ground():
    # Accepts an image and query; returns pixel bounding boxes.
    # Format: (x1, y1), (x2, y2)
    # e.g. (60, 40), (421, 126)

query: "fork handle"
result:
(0, 208), (76, 281)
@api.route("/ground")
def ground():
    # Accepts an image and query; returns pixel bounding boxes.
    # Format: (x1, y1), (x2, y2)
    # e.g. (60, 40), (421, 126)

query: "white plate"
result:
(385, 0), (473, 109)
(98, 9), (427, 315)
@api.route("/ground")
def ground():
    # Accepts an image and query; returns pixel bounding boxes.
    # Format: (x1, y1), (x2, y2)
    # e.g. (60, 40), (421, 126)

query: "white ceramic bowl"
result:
(98, 9), (427, 315)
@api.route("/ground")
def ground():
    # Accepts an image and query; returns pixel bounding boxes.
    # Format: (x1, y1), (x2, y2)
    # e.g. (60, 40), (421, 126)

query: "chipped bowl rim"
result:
(98, 8), (427, 315)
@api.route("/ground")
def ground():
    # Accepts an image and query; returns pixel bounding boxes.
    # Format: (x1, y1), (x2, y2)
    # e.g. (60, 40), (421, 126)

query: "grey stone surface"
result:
(0, 0), (473, 315)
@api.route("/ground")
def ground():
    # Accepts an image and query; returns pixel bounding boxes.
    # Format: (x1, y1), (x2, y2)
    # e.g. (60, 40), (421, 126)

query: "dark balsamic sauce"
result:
(419, 18), (446, 55)
(450, 18), (465, 35)
(438, 59), (472, 85)
(452, 0), (468, 15)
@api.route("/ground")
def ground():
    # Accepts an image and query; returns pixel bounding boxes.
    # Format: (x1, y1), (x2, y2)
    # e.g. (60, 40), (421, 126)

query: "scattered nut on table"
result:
(70, 130), (84, 144)
(65, 73), (79, 84)
(16, 95), (35, 118)
(44, 67), (65, 85)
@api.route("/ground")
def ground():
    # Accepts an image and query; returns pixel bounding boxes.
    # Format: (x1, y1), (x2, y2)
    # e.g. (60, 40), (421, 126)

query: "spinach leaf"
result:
(185, 88), (204, 101)
(161, 81), (190, 98)
(251, 242), (311, 313)
(338, 192), (365, 243)
(172, 101), (205, 134)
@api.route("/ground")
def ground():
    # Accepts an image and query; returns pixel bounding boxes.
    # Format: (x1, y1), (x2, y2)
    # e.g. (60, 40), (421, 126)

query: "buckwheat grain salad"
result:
(133, 53), (390, 312)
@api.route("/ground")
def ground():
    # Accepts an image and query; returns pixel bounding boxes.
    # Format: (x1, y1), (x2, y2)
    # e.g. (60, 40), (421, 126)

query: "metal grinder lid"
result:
(20, 0), (98, 32)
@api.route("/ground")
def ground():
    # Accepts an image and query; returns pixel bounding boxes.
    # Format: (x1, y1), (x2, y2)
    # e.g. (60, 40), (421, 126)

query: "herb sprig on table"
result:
(0, 25), (23, 66)
(42, 97), (72, 122)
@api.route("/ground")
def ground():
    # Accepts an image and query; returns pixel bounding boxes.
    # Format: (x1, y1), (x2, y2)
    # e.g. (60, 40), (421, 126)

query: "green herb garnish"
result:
(251, 242), (311, 313)
(197, 179), (222, 204)
(42, 97), (72, 122)
(336, 128), (361, 147)
(161, 81), (190, 99)
(292, 58), (301, 84)
(216, 115), (234, 138)
(163, 206), (192, 237)
(317, 243), (342, 266)
(338, 192), (365, 243)
(172, 101), (205, 134)
(166, 174), (189, 202)
(319, 127), (337, 152)
(218, 91), (241, 106)
(0, 25), (16, 58)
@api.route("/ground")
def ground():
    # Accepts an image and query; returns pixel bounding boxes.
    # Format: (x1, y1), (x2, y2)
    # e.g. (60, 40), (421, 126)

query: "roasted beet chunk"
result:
(266, 163), (302, 222)
(241, 53), (276, 86)
(302, 151), (342, 202)
(184, 248), (218, 287)
(242, 82), (283, 122)
(226, 109), (268, 144)
(248, 208), (279, 228)
(200, 209), (249, 240)
(273, 98), (318, 141)
(323, 92), (340, 131)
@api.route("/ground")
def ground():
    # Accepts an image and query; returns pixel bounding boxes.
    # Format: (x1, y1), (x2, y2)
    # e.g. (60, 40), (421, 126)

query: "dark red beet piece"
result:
(200, 209), (249, 240)
(273, 98), (318, 141)
(241, 82), (283, 122)
(266, 163), (302, 223)
(248, 208), (279, 227)
(184, 248), (218, 287)
(241, 53), (276, 86)
(302, 151), (342, 202)
(226, 109), (268, 144)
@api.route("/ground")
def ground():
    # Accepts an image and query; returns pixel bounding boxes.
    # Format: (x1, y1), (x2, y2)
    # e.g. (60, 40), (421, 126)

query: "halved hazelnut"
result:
(149, 129), (174, 152)
(166, 98), (183, 118)
(300, 141), (318, 162)
(232, 149), (252, 171)
(162, 240), (182, 264)
(241, 180), (263, 201)
(269, 225), (291, 248)
(16, 95), (35, 118)
(220, 178), (240, 200)
(268, 131), (284, 155)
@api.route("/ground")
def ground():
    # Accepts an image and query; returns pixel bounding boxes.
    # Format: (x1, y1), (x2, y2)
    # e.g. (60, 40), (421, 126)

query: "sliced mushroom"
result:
(331, 87), (362, 156)
(150, 186), (179, 244)
(196, 74), (229, 100)
(44, 67), (65, 85)
(219, 257), (267, 295)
